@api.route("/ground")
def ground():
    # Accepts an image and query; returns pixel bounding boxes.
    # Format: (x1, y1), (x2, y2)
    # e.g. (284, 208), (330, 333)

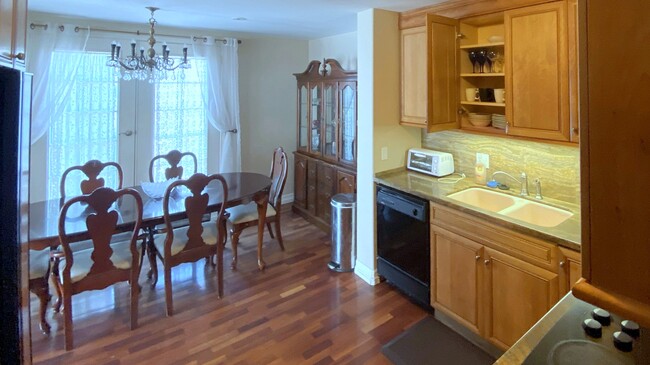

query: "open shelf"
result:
(461, 73), (505, 77)
(460, 42), (505, 49)
(461, 101), (505, 107)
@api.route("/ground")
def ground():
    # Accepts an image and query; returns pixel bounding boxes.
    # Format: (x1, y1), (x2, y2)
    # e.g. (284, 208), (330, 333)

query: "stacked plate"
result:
(492, 114), (507, 129)
(468, 112), (491, 127)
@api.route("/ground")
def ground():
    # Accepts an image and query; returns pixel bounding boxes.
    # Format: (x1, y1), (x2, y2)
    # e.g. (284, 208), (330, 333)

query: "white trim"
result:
(282, 192), (294, 204)
(354, 259), (380, 285)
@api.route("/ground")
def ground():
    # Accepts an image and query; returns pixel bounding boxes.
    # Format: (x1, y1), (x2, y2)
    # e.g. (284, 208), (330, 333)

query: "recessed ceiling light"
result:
(233, 17), (247, 21)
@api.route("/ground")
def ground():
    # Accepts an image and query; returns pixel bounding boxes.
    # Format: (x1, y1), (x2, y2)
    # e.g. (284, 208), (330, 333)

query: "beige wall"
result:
(308, 32), (357, 71)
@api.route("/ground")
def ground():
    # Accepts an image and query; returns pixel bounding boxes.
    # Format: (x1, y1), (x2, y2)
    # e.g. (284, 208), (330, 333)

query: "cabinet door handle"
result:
(559, 261), (565, 268)
(475, 255), (481, 261)
(484, 259), (490, 265)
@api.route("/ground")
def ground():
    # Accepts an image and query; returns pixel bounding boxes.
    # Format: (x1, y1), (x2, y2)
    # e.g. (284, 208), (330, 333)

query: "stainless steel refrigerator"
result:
(0, 65), (33, 363)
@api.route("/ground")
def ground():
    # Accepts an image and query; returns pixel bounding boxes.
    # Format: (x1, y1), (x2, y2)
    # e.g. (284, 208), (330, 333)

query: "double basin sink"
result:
(447, 187), (573, 228)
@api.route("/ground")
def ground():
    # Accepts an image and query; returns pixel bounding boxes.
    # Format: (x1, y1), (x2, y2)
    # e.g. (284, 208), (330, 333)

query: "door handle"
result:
(119, 130), (134, 136)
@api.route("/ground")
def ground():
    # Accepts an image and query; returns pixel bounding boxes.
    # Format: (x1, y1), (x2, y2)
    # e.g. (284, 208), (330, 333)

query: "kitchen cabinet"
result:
(0, 0), (27, 69)
(558, 246), (581, 295)
(430, 202), (561, 350)
(293, 60), (357, 231)
(504, 1), (570, 141)
(399, 0), (577, 143)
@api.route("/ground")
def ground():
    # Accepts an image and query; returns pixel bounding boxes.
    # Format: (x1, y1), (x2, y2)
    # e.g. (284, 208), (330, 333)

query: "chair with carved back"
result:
(52, 160), (140, 311)
(148, 173), (229, 316)
(226, 147), (288, 269)
(56, 187), (144, 350)
(148, 150), (197, 182)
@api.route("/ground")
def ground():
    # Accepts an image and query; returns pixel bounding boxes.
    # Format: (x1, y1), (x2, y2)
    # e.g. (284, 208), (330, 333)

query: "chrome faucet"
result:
(490, 171), (529, 197)
(534, 178), (543, 200)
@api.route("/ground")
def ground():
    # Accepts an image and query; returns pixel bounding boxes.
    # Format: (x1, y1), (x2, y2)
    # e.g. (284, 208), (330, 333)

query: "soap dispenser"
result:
(475, 162), (487, 185)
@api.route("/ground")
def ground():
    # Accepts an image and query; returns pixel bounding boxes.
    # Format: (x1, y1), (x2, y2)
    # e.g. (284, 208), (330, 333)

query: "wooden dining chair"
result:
(148, 173), (229, 316)
(226, 147), (288, 269)
(55, 187), (144, 350)
(29, 247), (53, 334)
(148, 150), (197, 182)
(60, 159), (123, 199)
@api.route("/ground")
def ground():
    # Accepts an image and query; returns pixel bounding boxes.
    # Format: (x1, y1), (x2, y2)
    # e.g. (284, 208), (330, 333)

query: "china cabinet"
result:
(0, 0), (27, 69)
(293, 59), (357, 230)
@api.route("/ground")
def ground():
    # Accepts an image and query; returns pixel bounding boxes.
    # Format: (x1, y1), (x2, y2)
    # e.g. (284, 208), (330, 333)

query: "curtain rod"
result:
(29, 22), (242, 44)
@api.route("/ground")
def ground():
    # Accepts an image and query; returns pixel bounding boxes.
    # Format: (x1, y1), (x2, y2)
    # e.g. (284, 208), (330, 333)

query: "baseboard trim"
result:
(354, 260), (380, 286)
(282, 193), (294, 204)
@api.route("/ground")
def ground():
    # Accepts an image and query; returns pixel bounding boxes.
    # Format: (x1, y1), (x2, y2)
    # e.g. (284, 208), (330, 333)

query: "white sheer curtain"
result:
(26, 24), (90, 144)
(191, 37), (241, 172)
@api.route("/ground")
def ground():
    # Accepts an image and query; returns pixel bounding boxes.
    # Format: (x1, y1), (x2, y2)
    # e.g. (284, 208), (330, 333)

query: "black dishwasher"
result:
(376, 184), (430, 308)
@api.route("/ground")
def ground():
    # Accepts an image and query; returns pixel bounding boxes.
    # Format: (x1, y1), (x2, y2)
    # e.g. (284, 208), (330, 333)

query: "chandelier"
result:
(106, 6), (190, 82)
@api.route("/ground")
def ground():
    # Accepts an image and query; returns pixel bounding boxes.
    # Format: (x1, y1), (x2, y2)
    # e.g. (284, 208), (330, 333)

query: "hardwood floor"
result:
(30, 207), (429, 364)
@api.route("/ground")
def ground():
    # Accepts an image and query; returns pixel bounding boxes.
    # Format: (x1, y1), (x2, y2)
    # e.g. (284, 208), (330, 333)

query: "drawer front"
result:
(431, 203), (558, 272)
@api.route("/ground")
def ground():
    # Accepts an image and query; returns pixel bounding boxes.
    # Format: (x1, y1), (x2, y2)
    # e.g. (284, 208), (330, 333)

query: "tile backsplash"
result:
(422, 130), (580, 205)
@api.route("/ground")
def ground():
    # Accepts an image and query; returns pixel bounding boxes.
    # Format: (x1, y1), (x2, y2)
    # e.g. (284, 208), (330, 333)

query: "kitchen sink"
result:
(446, 187), (517, 212)
(447, 187), (573, 228)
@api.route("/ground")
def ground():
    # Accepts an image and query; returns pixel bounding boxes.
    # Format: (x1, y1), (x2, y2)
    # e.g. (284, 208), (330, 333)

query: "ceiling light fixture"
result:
(106, 6), (190, 82)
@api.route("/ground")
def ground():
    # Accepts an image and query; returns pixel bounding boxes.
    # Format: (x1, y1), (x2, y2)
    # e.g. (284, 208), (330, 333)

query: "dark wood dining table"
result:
(28, 172), (273, 270)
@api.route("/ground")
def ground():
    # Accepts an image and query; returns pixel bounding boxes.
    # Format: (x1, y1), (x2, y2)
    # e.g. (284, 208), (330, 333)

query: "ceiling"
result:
(28, 0), (446, 40)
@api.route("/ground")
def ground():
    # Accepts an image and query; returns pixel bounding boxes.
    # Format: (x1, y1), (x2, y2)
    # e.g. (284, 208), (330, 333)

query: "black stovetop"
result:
(523, 297), (649, 364)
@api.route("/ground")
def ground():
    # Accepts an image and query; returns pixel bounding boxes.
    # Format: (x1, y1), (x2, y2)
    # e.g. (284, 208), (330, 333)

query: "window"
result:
(152, 58), (208, 181)
(47, 51), (120, 200)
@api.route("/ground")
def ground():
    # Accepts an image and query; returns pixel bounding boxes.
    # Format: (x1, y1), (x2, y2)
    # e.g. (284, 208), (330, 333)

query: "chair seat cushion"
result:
(29, 249), (51, 279)
(153, 221), (219, 257)
(61, 239), (139, 283)
(226, 202), (276, 225)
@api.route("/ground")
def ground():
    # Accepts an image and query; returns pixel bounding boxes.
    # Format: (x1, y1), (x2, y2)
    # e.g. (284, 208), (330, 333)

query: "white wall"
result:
(308, 32), (357, 70)
(238, 38), (308, 198)
(355, 9), (421, 285)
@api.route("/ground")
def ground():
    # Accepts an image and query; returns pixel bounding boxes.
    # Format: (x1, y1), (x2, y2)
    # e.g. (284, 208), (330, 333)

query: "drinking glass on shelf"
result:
(476, 50), (487, 73)
(468, 51), (479, 73)
(487, 50), (497, 73)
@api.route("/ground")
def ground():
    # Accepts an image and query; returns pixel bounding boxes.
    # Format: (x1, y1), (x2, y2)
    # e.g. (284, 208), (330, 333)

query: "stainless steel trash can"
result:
(328, 193), (356, 272)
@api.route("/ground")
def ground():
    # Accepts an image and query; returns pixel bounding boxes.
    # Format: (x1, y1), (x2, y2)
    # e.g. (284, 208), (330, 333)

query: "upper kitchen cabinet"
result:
(400, 15), (458, 132)
(399, 0), (578, 143)
(0, 0), (27, 69)
(504, 1), (571, 141)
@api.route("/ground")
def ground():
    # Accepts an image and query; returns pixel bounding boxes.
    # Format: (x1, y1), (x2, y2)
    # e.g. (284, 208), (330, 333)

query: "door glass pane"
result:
(298, 85), (308, 150)
(323, 83), (337, 160)
(47, 51), (119, 201)
(310, 84), (321, 154)
(340, 84), (356, 163)
(153, 58), (208, 181)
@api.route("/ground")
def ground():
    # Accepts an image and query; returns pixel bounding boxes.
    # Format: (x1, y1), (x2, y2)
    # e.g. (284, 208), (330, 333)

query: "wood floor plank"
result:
(30, 206), (428, 364)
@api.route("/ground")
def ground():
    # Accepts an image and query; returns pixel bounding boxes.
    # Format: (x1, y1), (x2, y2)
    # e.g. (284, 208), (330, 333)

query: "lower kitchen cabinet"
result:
(293, 152), (356, 231)
(430, 202), (567, 351)
(431, 226), (483, 334)
(483, 247), (559, 350)
(558, 246), (582, 295)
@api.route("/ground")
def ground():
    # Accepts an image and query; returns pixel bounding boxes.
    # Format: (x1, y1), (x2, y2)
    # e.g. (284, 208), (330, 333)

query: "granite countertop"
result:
(375, 168), (581, 251)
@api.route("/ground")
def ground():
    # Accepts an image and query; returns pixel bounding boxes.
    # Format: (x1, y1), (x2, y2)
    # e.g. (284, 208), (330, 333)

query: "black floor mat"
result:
(382, 316), (495, 365)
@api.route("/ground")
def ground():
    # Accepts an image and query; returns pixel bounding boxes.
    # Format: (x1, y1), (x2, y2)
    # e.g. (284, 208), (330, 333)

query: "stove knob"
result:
(621, 320), (640, 338)
(582, 318), (603, 338)
(592, 308), (612, 326)
(613, 331), (634, 352)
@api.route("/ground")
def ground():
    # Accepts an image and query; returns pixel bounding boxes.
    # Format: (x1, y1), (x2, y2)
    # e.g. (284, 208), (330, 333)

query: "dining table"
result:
(28, 172), (273, 270)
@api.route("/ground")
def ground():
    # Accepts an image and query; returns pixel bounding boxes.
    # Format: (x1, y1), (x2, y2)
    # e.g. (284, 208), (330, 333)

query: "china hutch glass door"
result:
(322, 82), (338, 161)
(340, 82), (357, 165)
(310, 84), (322, 154)
(298, 83), (308, 151)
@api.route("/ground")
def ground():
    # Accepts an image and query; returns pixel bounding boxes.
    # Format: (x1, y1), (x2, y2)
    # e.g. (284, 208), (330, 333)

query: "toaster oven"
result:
(406, 148), (455, 177)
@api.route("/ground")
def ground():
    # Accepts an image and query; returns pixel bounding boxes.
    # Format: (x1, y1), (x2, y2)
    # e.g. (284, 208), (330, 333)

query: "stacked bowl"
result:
(492, 114), (507, 129)
(468, 112), (492, 127)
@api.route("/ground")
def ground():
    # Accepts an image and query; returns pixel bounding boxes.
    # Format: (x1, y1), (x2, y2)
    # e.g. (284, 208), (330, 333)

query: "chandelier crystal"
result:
(106, 6), (190, 82)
